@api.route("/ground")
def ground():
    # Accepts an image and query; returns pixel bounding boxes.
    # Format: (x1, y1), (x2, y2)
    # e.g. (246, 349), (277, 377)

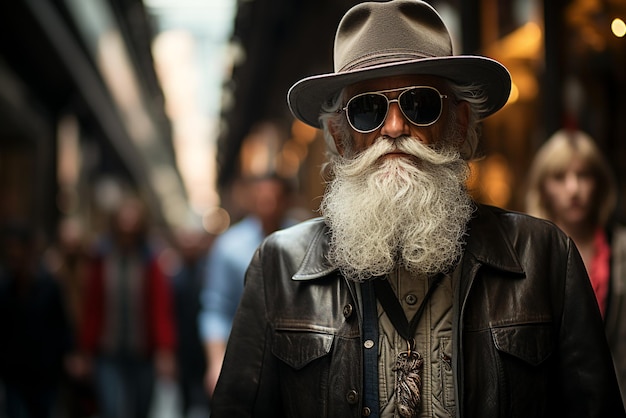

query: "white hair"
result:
(320, 136), (474, 281)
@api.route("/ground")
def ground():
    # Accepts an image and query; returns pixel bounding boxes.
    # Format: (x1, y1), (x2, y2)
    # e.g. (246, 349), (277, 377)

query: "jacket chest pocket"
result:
(272, 329), (334, 370)
(491, 323), (554, 366)
(271, 329), (336, 417)
(489, 323), (555, 415)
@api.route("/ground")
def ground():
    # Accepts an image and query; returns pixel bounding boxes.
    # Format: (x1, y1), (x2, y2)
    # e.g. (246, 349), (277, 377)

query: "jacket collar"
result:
(292, 219), (336, 281)
(292, 204), (524, 281)
(463, 204), (525, 275)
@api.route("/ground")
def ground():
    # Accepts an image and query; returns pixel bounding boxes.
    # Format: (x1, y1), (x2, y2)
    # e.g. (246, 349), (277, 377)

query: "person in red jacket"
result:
(79, 197), (176, 418)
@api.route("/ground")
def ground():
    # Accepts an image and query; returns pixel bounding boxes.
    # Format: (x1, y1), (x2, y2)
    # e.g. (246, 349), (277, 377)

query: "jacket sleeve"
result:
(198, 237), (245, 342)
(558, 237), (625, 416)
(210, 244), (283, 417)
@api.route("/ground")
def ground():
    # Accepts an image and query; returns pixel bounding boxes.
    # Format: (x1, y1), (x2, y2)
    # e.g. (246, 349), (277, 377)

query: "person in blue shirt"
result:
(199, 173), (296, 397)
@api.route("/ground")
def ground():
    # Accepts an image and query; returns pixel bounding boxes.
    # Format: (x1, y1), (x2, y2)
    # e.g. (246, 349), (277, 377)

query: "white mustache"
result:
(337, 137), (461, 178)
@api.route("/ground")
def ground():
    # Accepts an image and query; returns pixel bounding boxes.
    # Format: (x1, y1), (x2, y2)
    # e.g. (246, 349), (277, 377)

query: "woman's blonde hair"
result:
(525, 129), (617, 226)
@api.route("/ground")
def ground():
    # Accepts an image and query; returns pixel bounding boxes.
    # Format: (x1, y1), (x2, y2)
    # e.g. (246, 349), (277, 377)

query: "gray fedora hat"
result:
(287, 0), (512, 129)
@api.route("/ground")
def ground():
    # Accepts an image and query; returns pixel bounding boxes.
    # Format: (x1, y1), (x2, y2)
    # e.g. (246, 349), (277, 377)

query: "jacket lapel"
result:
(292, 219), (337, 281)
(464, 204), (525, 275)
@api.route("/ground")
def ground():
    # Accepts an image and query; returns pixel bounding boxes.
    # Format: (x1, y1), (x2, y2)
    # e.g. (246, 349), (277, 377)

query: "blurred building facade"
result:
(0, 0), (190, 243)
(0, 0), (625, 243)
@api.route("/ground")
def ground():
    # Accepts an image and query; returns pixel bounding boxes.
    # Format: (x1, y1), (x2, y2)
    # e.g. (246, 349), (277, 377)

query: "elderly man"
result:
(211, 1), (625, 417)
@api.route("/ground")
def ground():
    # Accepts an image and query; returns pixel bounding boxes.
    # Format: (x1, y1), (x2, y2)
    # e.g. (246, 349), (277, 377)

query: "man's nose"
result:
(380, 101), (411, 139)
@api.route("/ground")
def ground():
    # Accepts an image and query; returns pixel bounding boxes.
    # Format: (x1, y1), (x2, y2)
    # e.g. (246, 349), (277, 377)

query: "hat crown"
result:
(334, 0), (453, 73)
(286, 0), (511, 131)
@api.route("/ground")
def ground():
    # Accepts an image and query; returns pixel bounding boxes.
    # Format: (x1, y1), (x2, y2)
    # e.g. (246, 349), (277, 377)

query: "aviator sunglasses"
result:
(340, 86), (448, 134)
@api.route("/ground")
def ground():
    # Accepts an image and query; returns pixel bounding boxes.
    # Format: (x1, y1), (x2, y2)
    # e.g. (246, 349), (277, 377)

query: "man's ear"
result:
(328, 120), (345, 156)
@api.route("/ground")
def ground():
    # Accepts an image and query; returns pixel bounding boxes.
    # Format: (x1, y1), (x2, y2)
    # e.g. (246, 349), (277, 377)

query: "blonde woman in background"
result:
(526, 128), (626, 404)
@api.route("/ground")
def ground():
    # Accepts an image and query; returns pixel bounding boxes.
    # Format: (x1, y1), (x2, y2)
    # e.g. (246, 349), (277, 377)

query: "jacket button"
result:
(346, 389), (359, 404)
(343, 304), (354, 318)
(405, 293), (418, 305)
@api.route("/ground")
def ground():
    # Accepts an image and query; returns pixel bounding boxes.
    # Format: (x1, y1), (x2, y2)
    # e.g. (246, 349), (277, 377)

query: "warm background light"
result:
(612, 18), (626, 38)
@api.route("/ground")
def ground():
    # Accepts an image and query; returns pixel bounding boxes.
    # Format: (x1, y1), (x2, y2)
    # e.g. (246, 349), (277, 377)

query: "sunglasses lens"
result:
(399, 88), (442, 125)
(347, 94), (388, 132)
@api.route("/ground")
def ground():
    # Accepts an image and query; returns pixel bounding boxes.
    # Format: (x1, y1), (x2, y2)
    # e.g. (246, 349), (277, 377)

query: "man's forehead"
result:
(346, 74), (448, 96)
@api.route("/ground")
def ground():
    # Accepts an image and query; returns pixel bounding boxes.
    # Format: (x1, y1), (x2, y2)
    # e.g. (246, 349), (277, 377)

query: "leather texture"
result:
(211, 204), (625, 418)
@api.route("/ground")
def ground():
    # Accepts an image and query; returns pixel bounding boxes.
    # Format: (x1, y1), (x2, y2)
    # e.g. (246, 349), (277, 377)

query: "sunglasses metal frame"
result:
(340, 85), (448, 134)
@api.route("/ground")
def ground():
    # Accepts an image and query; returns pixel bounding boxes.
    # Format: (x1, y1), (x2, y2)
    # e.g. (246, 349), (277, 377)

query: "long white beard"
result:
(320, 137), (474, 282)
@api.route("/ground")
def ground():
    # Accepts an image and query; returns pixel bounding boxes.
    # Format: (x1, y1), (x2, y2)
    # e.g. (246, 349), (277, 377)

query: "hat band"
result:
(338, 52), (436, 73)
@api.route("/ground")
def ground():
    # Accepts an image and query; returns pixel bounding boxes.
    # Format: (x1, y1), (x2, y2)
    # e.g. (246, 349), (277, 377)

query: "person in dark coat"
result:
(210, 1), (625, 417)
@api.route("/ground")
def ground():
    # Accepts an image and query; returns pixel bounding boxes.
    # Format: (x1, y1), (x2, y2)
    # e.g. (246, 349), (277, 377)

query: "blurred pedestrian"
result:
(46, 218), (91, 336)
(170, 227), (212, 418)
(198, 173), (295, 397)
(526, 128), (626, 403)
(78, 197), (177, 418)
(44, 218), (96, 418)
(0, 221), (71, 418)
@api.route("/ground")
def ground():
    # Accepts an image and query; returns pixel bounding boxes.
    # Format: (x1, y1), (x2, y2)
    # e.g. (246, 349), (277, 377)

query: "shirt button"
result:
(343, 304), (354, 318)
(405, 293), (418, 305)
(362, 406), (371, 416)
(346, 389), (359, 404)
(364, 339), (375, 349)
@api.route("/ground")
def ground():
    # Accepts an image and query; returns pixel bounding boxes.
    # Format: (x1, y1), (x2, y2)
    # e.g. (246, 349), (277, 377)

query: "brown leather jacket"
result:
(211, 205), (625, 417)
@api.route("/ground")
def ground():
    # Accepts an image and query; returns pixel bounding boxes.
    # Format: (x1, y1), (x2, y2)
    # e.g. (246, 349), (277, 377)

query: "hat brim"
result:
(287, 55), (511, 129)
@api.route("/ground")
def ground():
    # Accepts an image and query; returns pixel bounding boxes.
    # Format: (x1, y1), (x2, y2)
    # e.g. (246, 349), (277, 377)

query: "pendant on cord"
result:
(374, 274), (443, 417)
(392, 338), (423, 418)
